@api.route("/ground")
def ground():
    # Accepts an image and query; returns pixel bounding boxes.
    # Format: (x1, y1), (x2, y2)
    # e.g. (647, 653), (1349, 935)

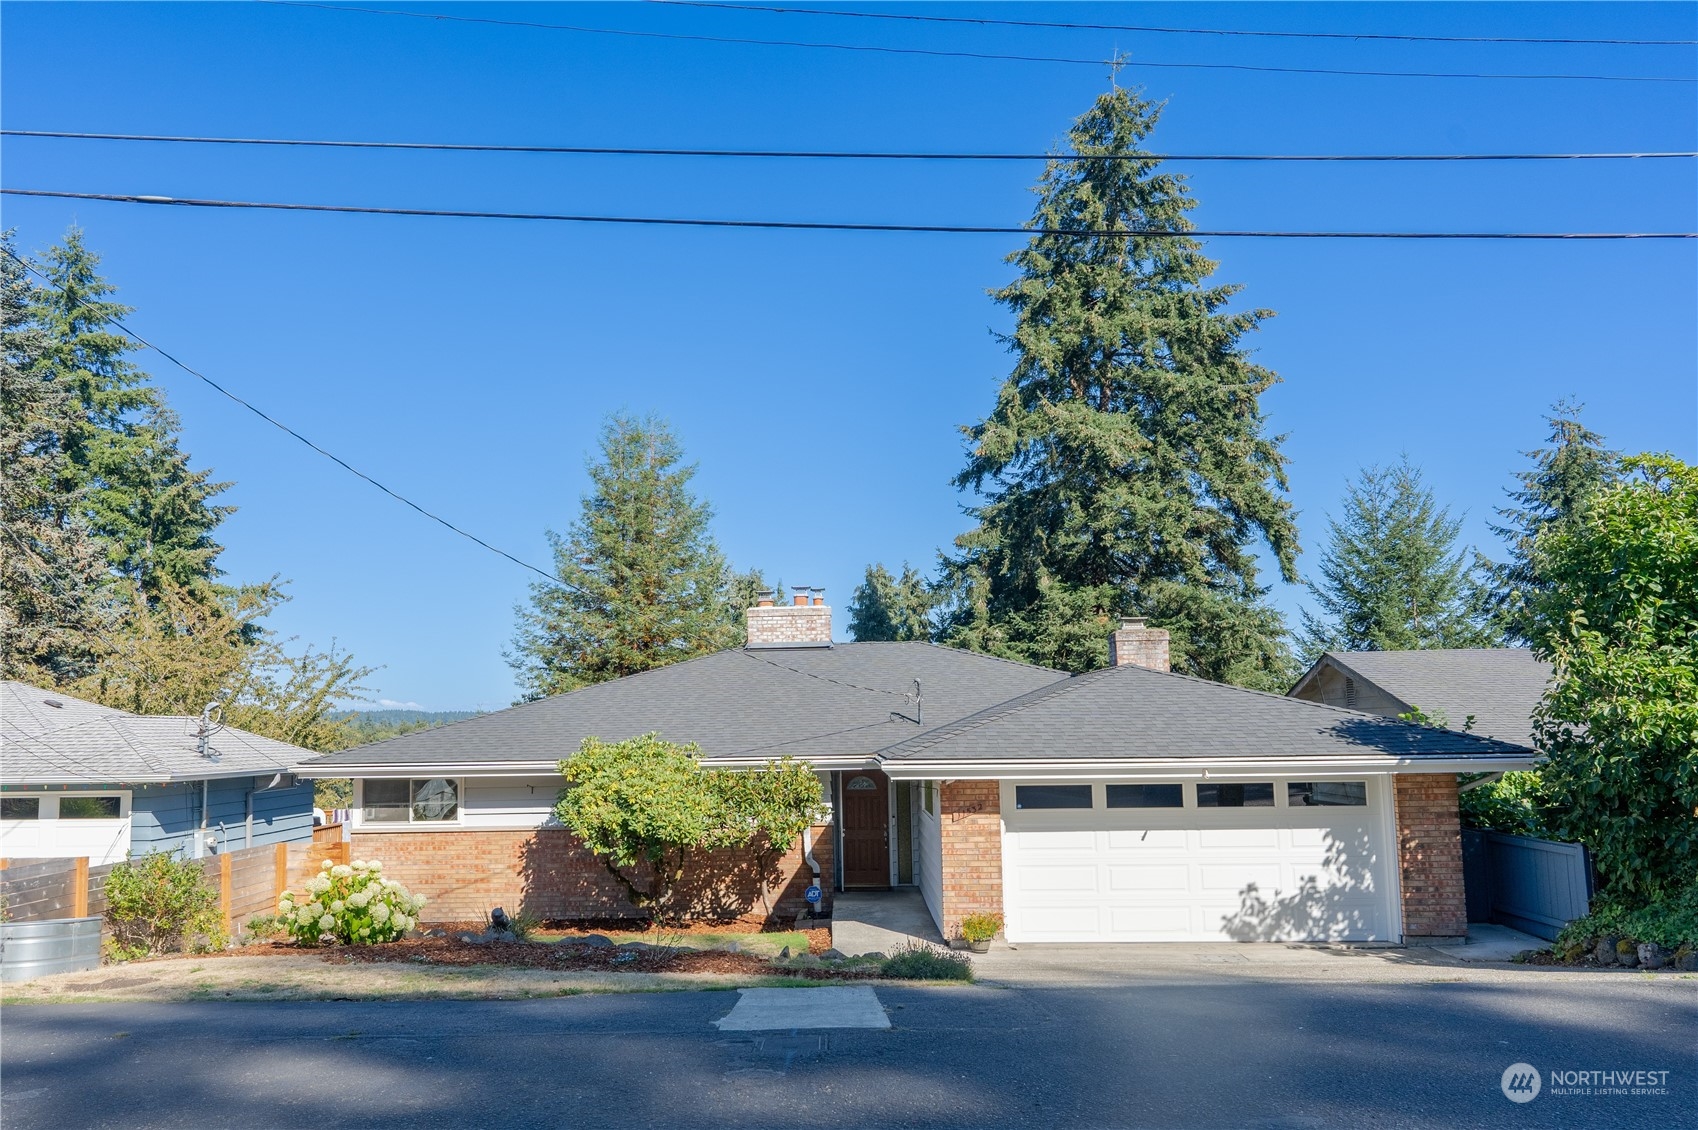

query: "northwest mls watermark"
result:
(1501, 1062), (1673, 1102)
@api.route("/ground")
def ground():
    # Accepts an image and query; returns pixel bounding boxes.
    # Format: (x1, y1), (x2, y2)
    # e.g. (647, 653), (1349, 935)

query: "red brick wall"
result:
(1393, 774), (1467, 941)
(938, 779), (1003, 939)
(348, 824), (832, 925)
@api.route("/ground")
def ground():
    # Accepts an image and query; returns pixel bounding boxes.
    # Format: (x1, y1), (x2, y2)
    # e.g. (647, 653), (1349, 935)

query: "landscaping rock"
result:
(1616, 940), (1640, 968)
(579, 934), (615, 949)
(723, 940), (741, 954)
(1638, 943), (1669, 971)
(458, 933), (484, 945)
(1595, 936), (1620, 965)
(1675, 950), (1698, 972)
(424, 928), (448, 939)
(619, 941), (655, 952)
(822, 948), (847, 961)
(778, 946), (791, 959)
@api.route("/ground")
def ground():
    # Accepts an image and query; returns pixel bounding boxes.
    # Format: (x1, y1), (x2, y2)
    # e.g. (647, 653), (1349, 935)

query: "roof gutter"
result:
(877, 753), (1541, 780)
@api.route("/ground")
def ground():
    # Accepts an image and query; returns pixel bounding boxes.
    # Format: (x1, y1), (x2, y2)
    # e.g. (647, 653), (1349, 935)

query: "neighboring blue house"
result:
(1, 680), (317, 864)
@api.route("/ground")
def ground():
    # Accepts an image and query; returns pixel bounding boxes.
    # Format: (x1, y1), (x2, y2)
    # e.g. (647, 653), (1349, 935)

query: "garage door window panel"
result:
(1, 797), (41, 819)
(1014, 784), (1093, 810)
(1287, 781), (1368, 807)
(1106, 784), (1183, 809)
(58, 796), (122, 819)
(1196, 782), (1274, 808)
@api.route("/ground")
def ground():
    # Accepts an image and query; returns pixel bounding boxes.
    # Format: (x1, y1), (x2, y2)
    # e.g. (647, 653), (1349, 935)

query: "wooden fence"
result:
(2, 842), (305, 931)
(1461, 829), (1593, 940)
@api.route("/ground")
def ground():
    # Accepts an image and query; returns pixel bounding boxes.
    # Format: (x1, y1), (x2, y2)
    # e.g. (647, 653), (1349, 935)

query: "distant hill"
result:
(332, 709), (482, 728)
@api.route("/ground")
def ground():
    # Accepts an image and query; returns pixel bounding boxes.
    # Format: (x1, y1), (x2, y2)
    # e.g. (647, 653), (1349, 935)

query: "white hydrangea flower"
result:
(330, 864), (353, 878)
(368, 860), (382, 872)
(318, 914), (335, 931)
(329, 900), (345, 913)
(349, 891), (371, 908)
(359, 927), (370, 937)
(278, 898), (294, 913)
(321, 859), (334, 871)
(295, 908), (314, 925)
(371, 903), (391, 922)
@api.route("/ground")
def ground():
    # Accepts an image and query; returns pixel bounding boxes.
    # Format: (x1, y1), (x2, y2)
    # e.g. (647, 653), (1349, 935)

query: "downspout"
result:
(197, 777), (209, 859)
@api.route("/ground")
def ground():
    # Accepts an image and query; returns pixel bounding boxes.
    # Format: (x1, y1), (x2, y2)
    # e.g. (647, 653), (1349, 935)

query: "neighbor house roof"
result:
(873, 662), (1538, 777)
(1288, 648), (1552, 748)
(296, 643), (1070, 775)
(1, 680), (314, 785)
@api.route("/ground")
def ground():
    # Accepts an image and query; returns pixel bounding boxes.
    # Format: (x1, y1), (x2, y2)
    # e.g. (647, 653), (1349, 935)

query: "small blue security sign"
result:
(804, 885), (823, 904)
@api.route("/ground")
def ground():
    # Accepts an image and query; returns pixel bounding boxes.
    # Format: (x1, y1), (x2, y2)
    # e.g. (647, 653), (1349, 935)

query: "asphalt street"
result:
(2, 977), (1693, 1129)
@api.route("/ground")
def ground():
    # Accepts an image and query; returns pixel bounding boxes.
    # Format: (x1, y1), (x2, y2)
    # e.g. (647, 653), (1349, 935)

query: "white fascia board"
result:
(877, 754), (1540, 780)
(292, 761), (559, 778)
(4, 766), (293, 786)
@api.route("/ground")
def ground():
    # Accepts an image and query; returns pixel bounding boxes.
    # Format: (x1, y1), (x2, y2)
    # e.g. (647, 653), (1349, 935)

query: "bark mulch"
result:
(322, 936), (874, 979)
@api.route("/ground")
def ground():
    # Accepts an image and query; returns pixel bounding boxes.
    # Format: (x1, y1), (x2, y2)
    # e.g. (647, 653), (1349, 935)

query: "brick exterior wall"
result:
(745, 604), (833, 646)
(938, 779), (1003, 940)
(346, 824), (832, 925)
(1393, 773), (1468, 941)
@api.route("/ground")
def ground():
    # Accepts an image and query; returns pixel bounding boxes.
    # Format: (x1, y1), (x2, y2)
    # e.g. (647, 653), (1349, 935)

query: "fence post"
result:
(72, 857), (89, 918)
(219, 853), (233, 931)
(274, 842), (289, 906)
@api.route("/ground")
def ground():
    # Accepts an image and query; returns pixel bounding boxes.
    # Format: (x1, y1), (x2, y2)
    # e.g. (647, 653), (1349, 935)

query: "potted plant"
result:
(960, 913), (1002, 954)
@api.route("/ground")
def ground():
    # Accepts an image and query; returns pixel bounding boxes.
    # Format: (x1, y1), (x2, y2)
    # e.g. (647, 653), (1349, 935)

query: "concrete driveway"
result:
(4, 962), (1692, 1129)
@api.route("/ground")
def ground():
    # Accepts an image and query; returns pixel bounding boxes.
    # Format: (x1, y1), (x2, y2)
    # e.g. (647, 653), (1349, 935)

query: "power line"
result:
(262, 3), (1698, 83)
(651, 2), (1698, 48)
(6, 189), (1694, 240)
(1, 246), (579, 595)
(9, 130), (1694, 163)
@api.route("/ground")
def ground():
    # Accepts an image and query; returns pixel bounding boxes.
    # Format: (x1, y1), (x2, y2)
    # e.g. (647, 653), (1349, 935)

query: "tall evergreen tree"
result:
(1483, 401), (1620, 646)
(31, 228), (232, 596)
(939, 87), (1298, 688)
(1298, 459), (1493, 660)
(509, 415), (743, 699)
(847, 562), (935, 642)
(0, 234), (114, 681)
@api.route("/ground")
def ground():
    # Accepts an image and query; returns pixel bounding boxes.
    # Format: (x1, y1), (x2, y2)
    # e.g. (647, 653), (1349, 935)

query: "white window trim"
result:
(352, 778), (464, 830)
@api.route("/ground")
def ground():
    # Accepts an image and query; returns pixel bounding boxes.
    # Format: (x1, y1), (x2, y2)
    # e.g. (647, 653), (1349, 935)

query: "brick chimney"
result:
(746, 585), (833, 648)
(1109, 616), (1170, 672)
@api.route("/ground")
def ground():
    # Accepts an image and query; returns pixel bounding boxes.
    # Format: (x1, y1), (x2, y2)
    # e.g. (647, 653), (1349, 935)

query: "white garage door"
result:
(1000, 778), (1397, 943)
(0, 792), (132, 865)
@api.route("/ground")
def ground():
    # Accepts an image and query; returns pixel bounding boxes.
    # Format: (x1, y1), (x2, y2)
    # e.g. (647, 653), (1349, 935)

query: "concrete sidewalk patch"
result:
(1436, 923), (1548, 963)
(712, 986), (890, 1031)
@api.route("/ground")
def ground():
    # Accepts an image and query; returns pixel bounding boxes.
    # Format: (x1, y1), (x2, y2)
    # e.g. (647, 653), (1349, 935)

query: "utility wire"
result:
(8, 130), (1694, 163)
(6, 190), (1694, 240)
(1, 246), (579, 594)
(652, 2), (1698, 48)
(262, 3), (1698, 83)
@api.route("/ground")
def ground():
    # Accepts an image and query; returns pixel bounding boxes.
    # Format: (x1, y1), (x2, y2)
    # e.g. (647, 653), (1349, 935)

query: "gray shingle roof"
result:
(877, 662), (1535, 763)
(1300, 649), (1552, 748)
(2, 680), (316, 785)
(298, 643), (1070, 772)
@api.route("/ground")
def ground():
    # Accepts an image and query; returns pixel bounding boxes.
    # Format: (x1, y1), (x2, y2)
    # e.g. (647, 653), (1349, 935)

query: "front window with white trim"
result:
(361, 779), (460, 823)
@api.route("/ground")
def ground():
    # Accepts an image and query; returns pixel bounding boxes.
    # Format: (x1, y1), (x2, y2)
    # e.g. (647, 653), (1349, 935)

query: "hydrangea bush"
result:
(278, 859), (425, 945)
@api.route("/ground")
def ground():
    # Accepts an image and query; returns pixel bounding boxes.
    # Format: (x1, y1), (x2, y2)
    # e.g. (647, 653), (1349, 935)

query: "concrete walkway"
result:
(1435, 922), (1547, 962)
(829, 889), (945, 956)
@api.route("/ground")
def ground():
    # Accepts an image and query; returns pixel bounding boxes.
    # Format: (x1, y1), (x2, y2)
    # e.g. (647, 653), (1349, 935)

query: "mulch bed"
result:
(327, 935), (876, 978)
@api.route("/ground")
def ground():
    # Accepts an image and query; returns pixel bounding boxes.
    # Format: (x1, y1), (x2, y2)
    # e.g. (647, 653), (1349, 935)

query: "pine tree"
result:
(1298, 459), (1493, 660)
(0, 234), (114, 681)
(847, 562), (935, 642)
(31, 228), (232, 596)
(939, 88), (1298, 688)
(508, 415), (742, 699)
(1483, 401), (1620, 646)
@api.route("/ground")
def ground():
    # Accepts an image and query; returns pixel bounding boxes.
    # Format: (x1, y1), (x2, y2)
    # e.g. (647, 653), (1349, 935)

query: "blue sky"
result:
(3, 2), (1693, 710)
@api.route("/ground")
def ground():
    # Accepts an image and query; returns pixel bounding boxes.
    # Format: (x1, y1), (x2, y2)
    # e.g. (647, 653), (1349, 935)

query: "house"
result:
(1, 680), (318, 864)
(1287, 649), (1554, 749)
(299, 590), (1538, 945)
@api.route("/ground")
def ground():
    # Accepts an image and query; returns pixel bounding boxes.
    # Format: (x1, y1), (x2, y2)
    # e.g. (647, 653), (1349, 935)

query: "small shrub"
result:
(879, 942), (973, 982)
(103, 851), (225, 958)
(1556, 884), (1698, 953)
(279, 859), (424, 945)
(960, 913), (1002, 945)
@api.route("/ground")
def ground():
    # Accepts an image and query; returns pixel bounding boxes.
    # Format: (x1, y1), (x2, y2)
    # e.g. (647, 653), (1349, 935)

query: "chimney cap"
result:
(1119, 615), (1148, 630)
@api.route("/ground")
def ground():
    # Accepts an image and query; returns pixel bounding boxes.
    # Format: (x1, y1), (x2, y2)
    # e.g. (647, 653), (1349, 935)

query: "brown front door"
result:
(840, 769), (890, 888)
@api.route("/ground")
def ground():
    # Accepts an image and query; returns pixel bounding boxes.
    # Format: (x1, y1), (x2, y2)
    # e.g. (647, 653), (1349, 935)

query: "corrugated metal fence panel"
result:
(0, 859), (78, 923)
(1485, 832), (1591, 941)
(0, 916), (103, 982)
